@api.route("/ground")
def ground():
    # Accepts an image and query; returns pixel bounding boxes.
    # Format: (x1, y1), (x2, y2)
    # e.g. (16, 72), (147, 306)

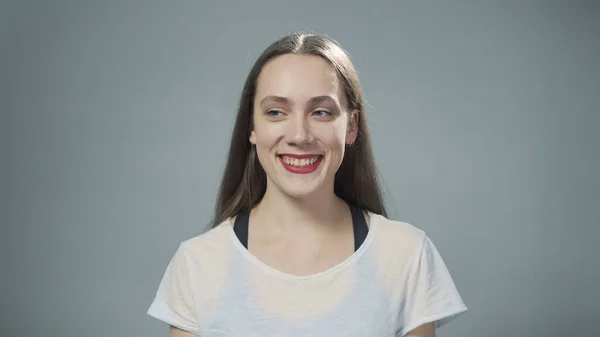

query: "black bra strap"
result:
(233, 204), (368, 251)
(349, 204), (369, 251)
(233, 210), (250, 249)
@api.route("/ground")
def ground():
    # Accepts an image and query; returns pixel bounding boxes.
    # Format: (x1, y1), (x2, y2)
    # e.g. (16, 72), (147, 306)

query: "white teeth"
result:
(281, 156), (320, 167)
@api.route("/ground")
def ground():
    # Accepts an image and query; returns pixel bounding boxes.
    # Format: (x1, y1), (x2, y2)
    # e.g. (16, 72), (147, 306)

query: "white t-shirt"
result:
(147, 211), (468, 336)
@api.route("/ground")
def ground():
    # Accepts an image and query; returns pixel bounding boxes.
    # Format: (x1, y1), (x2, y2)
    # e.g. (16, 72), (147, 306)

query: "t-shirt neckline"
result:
(227, 211), (378, 281)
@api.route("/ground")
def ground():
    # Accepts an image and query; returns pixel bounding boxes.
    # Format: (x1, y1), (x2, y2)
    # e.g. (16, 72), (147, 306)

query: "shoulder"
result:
(370, 212), (426, 253)
(368, 212), (429, 276)
(174, 219), (235, 270)
(149, 219), (237, 324)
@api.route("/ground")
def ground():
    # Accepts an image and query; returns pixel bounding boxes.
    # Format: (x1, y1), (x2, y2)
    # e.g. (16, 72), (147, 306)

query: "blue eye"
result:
(266, 110), (283, 117)
(313, 110), (331, 117)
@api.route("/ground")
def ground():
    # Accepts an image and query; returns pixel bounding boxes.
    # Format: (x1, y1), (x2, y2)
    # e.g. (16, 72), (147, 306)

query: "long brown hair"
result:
(211, 32), (387, 227)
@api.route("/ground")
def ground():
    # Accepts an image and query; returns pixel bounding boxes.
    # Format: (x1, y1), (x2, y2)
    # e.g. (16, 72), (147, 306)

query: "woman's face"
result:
(250, 53), (358, 199)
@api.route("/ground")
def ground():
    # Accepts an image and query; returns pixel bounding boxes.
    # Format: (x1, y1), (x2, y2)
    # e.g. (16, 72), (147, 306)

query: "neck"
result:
(252, 184), (349, 234)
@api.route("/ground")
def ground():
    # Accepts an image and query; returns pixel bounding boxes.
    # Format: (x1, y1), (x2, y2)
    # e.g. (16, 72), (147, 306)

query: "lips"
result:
(277, 154), (323, 174)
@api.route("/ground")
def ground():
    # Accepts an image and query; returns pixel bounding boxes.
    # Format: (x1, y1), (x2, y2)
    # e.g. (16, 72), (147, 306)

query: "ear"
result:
(249, 129), (256, 144)
(346, 109), (359, 145)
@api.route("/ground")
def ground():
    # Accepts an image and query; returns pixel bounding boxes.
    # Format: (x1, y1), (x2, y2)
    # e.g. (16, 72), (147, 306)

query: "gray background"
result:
(3, 1), (599, 336)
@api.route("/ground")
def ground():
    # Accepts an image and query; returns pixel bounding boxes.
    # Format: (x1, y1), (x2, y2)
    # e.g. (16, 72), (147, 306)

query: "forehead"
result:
(255, 54), (345, 105)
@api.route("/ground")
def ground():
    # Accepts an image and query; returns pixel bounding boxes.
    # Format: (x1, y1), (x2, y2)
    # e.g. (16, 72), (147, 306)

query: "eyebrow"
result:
(259, 95), (338, 108)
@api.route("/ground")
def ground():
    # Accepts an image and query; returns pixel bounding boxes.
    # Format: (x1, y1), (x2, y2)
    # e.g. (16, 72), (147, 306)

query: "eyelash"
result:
(312, 109), (332, 117)
(265, 110), (332, 118)
(265, 110), (284, 118)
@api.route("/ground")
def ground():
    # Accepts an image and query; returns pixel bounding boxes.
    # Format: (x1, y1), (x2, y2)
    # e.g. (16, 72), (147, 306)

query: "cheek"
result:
(314, 122), (347, 148)
(253, 123), (283, 148)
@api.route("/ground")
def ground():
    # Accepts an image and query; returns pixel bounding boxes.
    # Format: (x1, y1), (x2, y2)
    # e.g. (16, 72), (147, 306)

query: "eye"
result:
(312, 109), (332, 117)
(265, 109), (284, 118)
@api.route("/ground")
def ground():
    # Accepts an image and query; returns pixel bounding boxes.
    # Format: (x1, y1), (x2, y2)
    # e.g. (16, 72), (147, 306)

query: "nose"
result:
(286, 114), (313, 145)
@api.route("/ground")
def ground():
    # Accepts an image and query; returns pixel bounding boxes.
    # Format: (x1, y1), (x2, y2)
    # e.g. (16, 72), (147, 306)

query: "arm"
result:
(404, 322), (435, 337)
(170, 326), (200, 337)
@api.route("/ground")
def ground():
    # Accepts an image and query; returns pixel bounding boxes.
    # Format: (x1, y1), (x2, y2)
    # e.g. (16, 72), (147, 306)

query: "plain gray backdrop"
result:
(3, 1), (599, 336)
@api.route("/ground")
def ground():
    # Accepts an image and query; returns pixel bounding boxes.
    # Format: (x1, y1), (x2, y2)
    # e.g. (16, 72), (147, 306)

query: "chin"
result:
(276, 180), (324, 199)
(262, 154), (337, 199)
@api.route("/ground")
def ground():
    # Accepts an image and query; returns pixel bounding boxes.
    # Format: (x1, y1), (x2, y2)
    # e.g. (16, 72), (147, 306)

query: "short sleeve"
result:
(147, 243), (201, 335)
(397, 234), (468, 336)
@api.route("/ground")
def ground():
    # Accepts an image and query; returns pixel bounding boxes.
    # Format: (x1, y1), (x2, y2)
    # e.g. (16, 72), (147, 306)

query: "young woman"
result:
(147, 32), (468, 337)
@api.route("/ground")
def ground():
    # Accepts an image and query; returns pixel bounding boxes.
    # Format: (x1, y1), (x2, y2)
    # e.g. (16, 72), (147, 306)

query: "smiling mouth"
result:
(277, 154), (323, 174)
(278, 155), (322, 167)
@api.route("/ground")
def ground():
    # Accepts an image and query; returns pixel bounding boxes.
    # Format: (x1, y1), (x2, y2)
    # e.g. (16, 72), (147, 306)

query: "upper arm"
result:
(397, 234), (467, 336)
(403, 322), (435, 337)
(170, 326), (200, 337)
(147, 243), (202, 335)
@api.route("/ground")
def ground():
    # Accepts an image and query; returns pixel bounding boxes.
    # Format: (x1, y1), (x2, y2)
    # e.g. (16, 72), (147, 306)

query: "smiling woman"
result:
(250, 53), (357, 200)
(147, 32), (468, 337)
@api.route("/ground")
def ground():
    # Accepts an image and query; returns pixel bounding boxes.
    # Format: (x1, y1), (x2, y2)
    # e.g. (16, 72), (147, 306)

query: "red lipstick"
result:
(278, 154), (323, 174)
